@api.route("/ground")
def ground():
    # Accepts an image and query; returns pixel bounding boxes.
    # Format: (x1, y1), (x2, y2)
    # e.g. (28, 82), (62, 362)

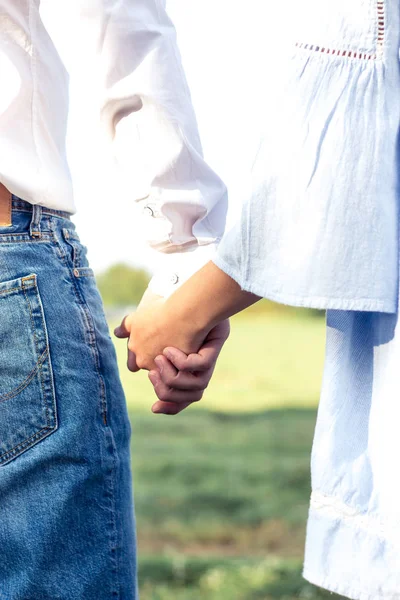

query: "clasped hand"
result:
(114, 290), (229, 415)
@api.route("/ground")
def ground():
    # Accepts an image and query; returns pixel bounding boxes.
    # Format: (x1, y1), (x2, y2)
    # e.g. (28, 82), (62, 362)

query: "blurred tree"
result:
(97, 263), (151, 308)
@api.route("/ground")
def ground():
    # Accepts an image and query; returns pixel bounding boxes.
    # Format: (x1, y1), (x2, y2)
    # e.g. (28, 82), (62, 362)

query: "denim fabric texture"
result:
(0, 198), (137, 599)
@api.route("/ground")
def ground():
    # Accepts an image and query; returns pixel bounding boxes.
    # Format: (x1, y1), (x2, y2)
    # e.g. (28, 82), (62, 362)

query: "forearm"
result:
(163, 261), (261, 335)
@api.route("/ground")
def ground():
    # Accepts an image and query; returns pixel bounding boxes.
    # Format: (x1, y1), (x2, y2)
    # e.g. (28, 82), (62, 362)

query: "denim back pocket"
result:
(0, 274), (58, 466)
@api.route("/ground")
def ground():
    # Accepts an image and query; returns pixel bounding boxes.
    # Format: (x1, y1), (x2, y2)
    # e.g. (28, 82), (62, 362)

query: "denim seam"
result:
(0, 278), (56, 464)
(75, 270), (95, 278)
(65, 237), (81, 269)
(70, 269), (121, 598)
(71, 282), (121, 598)
(0, 286), (26, 295)
(104, 427), (121, 599)
(53, 223), (109, 426)
(77, 278), (107, 422)
(0, 237), (52, 244)
(0, 423), (54, 464)
(22, 281), (51, 428)
(48, 221), (67, 261)
(48, 222), (121, 596)
(11, 205), (72, 219)
(22, 281), (40, 364)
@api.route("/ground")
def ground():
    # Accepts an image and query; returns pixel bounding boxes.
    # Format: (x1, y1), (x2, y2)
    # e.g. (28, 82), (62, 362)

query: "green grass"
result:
(138, 556), (338, 600)
(129, 409), (344, 600)
(110, 307), (343, 598)
(131, 410), (314, 550)
(113, 306), (327, 414)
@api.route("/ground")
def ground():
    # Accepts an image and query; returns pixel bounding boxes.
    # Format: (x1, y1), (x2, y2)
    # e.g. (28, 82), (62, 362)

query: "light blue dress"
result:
(214, 1), (400, 598)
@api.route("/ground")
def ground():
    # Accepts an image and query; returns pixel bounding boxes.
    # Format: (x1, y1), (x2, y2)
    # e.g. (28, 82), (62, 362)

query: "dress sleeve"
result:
(214, 0), (400, 313)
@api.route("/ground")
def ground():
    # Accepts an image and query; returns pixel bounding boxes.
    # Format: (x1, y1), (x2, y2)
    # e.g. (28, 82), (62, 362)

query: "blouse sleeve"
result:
(45, 0), (228, 297)
(214, 0), (400, 314)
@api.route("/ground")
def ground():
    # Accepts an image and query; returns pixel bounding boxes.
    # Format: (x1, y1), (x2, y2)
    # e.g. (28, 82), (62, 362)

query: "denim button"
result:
(73, 268), (80, 278)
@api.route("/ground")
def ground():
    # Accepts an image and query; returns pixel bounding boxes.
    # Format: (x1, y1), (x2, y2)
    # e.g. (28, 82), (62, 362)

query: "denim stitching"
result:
(48, 220), (66, 261)
(22, 278), (51, 428)
(54, 225), (108, 427)
(0, 277), (56, 464)
(0, 286), (24, 295)
(59, 242), (121, 597)
(11, 203), (71, 219)
(22, 280), (39, 360)
(0, 348), (47, 403)
(39, 219), (121, 595)
(0, 236), (52, 244)
(70, 281), (121, 598)
(0, 423), (54, 464)
(75, 269), (95, 278)
(70, 280), (108, 427)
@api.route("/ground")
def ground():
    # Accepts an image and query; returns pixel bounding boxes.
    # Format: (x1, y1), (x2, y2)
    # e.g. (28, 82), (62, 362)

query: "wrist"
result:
(162, 261), (259, 336)
(163, 294), (214, 340)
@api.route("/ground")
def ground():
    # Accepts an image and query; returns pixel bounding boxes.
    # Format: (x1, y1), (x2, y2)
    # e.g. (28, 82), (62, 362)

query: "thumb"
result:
(113, 313), (133, 339)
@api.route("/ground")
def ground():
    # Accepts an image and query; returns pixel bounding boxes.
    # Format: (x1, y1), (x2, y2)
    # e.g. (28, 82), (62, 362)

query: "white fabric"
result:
(213, 0), (400, 314)
(0, 0), (227, 295)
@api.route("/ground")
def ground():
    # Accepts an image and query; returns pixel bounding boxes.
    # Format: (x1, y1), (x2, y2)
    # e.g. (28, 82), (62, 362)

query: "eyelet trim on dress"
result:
(295, 0), (385, 61)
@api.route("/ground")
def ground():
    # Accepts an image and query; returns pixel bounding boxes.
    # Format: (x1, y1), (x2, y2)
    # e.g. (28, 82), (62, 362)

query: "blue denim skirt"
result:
(0, 198), (138, 599)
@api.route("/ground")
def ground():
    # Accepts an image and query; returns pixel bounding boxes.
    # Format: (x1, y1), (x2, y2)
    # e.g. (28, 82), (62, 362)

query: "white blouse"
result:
(0, 0), (228, 296)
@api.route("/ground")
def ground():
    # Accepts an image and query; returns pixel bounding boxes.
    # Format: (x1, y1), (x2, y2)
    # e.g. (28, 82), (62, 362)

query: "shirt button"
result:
(143, 205), (154, 217)
(170, 273), (179, 285)
(73, 268), (80, 277)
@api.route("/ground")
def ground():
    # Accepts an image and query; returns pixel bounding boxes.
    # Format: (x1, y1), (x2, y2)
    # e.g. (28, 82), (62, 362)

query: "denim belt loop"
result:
(29, 204), (42, 238)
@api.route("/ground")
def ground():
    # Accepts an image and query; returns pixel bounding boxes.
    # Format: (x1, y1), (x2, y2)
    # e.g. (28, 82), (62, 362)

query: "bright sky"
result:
(60, 1), (292, 275)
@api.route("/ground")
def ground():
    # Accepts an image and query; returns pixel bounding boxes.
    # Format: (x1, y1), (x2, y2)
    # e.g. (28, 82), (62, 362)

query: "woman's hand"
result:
(114, 300), (209, 372)
(114, 260), (260, 414)
(114, 287), (230, 414)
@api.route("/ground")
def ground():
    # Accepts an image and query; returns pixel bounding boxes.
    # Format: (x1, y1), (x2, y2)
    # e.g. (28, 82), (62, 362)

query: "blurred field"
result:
(110, 307), (345, 599)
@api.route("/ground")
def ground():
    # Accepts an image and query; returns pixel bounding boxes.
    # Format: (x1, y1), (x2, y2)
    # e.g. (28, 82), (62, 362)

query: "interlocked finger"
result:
(148, 370), (204, 404)
(151, 400), (193, 415)
(155, 355), (212, 391)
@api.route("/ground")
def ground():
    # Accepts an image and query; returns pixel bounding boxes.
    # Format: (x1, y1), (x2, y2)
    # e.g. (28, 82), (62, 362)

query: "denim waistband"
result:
(11, 195), (72, 220)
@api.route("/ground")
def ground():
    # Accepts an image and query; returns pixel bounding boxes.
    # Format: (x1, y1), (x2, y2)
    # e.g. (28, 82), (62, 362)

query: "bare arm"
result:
(114, 261), (260, 372)
(163, 261), (261, 337)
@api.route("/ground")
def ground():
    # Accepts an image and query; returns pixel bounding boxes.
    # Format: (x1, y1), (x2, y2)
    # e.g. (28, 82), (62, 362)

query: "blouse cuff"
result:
(147, 242), (219, 298)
